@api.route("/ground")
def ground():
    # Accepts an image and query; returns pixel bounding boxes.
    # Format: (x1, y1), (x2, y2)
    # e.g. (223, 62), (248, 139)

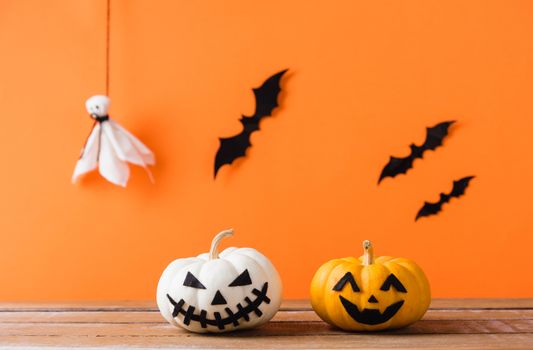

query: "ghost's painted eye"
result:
(183, 272), (206, 289)
(332, 272), (360, 292)
(228, 269), (252, 287)
(380, 274), (407, 292)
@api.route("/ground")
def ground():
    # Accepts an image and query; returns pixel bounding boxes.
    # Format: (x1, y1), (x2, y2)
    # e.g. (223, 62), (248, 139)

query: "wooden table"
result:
(0, 299), (531, 349)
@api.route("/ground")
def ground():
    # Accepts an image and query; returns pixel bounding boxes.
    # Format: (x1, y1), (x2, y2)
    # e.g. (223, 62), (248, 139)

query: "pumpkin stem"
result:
(363, 240), (374, 265)
(209, 228), (234, 260)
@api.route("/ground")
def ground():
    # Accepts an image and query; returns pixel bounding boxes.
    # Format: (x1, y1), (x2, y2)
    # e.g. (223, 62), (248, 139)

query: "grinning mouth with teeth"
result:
(167, 282), (270, 330)
(339, 295), (404, 325)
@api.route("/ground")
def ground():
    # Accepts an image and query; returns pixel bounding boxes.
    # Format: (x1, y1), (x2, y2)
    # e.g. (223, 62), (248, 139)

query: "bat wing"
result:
(450, 176), (475, 197)
(378, 153), (415, 183)
(378, 121), (455, 184)
(422, 121), (455, 151)
(215, 132), (251, 176)
(251, 69), (287, 119)
(98, 128), (130, 187)
(72, 124), (100, 183)
(415, 196), (445, 221)
(214, 69), (288, 178)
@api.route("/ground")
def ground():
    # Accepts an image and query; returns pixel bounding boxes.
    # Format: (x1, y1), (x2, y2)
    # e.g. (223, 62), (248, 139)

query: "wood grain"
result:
(0, 309), (532, 324)
(0, 299), (531, 349)
(0, 298), (531, 311)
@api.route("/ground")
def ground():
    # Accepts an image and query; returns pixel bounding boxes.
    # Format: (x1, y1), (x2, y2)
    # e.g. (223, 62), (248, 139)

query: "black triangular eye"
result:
(228, 269), (252, 287)
(332, 272), (360, 292)
(380, 274), (407, 292)
(183, 272), (206, 289)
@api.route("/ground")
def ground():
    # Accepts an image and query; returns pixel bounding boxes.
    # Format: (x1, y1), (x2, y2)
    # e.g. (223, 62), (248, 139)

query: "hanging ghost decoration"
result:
(72, 95), (155, 187)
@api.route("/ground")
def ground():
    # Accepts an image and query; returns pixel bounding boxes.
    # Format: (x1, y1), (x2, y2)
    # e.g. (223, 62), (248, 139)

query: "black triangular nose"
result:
(368, 295), (378, 303)
(211, 290), (227, 305)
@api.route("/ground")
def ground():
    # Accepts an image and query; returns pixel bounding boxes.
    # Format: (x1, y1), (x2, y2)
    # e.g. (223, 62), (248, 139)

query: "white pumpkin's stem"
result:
(363, 240), (374, 265)
(209, 228), (234, 260)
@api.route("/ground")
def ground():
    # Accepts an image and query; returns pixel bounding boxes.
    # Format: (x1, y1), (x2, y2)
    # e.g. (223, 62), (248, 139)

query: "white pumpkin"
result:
(156, 229), (283, 333)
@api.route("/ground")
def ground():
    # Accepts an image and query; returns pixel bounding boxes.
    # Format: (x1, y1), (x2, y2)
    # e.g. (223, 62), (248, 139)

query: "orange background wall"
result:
(1, 0), (532, 300)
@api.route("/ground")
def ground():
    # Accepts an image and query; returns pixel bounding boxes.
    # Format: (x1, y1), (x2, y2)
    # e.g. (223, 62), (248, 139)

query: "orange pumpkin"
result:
(310, 240), (431, 331)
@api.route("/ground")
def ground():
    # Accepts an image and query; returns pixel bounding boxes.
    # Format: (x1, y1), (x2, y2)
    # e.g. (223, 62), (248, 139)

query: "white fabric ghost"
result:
(72, 95), (155, 187)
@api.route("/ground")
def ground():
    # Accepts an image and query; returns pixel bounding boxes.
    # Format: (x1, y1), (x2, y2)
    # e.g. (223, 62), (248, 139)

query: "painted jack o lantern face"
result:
(165, 269), (272, 330)
(157, 229), (283, 333)
(310, 240), (431, 331)
(334, 271), (407, 325)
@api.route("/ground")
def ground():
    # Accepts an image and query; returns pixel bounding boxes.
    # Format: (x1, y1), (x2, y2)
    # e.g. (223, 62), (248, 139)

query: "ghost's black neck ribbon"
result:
(93, 115), (109, 123)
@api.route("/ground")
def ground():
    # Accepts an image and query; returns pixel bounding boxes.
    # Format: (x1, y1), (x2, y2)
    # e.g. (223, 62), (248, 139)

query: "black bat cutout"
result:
(416, 176), (475, 221)
(378, 121), (455, 184)
(214, 69), (288, 178)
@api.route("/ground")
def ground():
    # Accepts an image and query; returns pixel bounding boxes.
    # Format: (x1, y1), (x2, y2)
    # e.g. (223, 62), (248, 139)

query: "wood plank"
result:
(0, 300), (156, 311)
(430, 299), (533, 310)
(0, 309), (532, 324)
(0, 334), (532, 349)
(278, 299), (533, 310)
(0, 300), (531, 349)
(0, 299), (530, 311)
(271, 299), (533, 311)
(0, 319), (531, 336)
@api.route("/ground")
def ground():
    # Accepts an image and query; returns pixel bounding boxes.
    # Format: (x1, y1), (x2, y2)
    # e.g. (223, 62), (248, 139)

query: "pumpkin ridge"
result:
(382, 260), (427, 325)
(326, 261), (359, 327)
(322, 261), (343, 325)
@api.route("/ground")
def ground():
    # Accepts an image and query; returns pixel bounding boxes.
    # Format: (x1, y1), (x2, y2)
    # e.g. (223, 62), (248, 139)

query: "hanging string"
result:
(105, 0), (111, 96)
